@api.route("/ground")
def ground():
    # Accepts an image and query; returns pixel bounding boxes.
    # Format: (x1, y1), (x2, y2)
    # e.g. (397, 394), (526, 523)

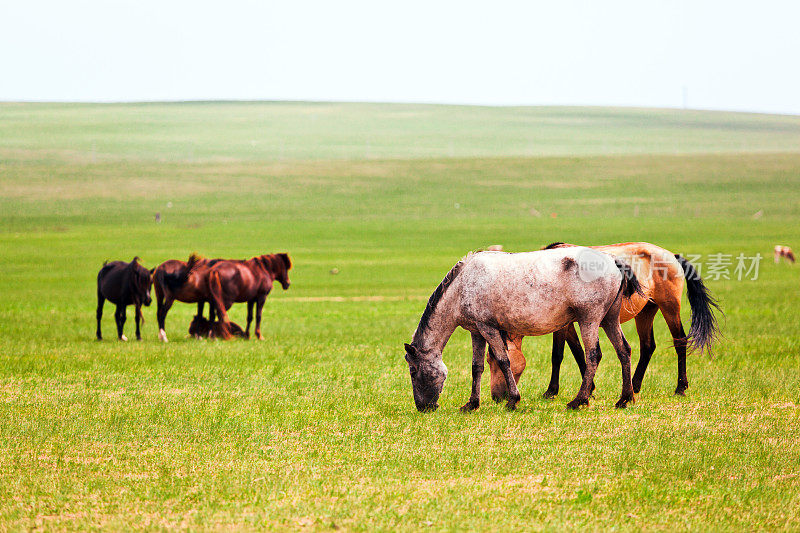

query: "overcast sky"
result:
(1, 1), (799, 114)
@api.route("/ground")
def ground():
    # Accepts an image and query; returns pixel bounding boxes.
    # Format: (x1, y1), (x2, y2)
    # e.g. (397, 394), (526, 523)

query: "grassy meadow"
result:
(1, 102), (799, 530)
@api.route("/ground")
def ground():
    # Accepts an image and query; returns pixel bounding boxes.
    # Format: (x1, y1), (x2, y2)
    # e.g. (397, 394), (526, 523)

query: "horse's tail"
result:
(614, 258), (643, 299)
(207, 269), (231, 340)
(187, 252), (202, 271)
(98, 259), (115, 279)
(675, 254), (722, 354)
(156, 254), (201, 293)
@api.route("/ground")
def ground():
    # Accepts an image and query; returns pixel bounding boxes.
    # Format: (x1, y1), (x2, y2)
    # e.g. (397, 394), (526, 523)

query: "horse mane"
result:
(255, 253), (290, 273)
(187, 252), (203, 271)
(414, 257), (468, 341)
(543, 242), (567, 250)
(277, 253), (292, 270)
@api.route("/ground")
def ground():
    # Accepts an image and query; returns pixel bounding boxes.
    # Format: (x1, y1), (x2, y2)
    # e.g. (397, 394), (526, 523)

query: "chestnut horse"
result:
(96, 257), (153, 341)
(488, 242), (721, 401)
(207, 253), (292, 340)
(405, 248), (642, 412)
(153, 253), (219, 342)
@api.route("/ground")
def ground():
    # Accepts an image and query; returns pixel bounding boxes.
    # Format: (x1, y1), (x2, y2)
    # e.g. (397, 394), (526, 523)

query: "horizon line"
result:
(1, 99), (798, 118)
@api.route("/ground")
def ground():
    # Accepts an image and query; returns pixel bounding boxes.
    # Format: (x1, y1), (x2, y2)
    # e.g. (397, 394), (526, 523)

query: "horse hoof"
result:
(542, 389), (558, 399)
(674, 388), (687, 397)
(460, 400), (479, 412)
(615, 395), (635, 409)
(158, 329), (169, 343)
(566, 398), (588, 410)
(120, 335), (128, 342)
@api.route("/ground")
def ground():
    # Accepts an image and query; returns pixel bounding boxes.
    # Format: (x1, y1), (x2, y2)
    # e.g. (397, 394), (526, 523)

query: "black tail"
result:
(614, 258), (643, 299)
(675, 254), (722, 354)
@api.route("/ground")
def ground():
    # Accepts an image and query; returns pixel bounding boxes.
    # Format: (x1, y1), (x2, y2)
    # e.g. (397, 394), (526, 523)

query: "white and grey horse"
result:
(404, 248), (642, 412)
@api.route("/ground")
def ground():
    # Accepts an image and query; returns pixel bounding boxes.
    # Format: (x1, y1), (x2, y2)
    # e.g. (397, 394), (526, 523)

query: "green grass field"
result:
(1, 102), (799, 531)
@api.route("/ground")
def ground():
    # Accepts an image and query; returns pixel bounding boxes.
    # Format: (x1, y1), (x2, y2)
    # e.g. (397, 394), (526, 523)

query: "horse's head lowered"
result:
(129, 257), (153, 306)
(259, 253), (292, 290)
(404, 342), (448, 412)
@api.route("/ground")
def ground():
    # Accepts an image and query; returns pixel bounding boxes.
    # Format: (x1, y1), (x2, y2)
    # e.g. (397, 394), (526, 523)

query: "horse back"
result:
(97, 261), (130, 304)
(458, 249), (622, 336)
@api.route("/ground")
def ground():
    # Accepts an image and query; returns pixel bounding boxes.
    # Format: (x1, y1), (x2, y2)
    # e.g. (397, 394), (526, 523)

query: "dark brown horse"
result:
(207, 254), (292, 340)
(188, 315), (247, 339)
(153, 253), (220, 342)
(96, 257), (153, 341)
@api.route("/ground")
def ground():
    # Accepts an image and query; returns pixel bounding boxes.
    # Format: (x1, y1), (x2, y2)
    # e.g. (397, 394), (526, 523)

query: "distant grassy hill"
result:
(2, 101), (800, 162)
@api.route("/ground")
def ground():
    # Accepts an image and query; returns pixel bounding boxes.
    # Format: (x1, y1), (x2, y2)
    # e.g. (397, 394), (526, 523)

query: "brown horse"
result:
(207, 254), (292, 340)
(96, 257), (153, 341)
(188, 315), (247, 339)
(488, 242), (721, 400)
(153, 253), (219, 342)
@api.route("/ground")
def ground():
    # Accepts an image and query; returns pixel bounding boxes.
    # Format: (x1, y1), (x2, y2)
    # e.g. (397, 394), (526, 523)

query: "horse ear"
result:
(404, 343), (417, 360)
(278, 253), (292, 270)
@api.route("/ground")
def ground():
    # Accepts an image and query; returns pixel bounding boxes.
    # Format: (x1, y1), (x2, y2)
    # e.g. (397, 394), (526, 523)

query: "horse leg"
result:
(476, 325), (520, 410)
(662, 305), (689, 395)
(542, 329), (566, 399)
(632, 301), (659, 393)
(489, 334), (525, 402)
(564, 323), (589, 390)
(208, 303), (216, 322)
(96, 289), (105, 340)
(245, 300), (254, 339)
(254, 296), (266, 340)
(115, 304), (128, 341)
(602, 321), (635, 408)
(461, 333), (487, 412)
(197, 300), (205, 319)
(134, 303), (142, 340)
(157, 294), (174, 343)
(566, 322), (601, 410)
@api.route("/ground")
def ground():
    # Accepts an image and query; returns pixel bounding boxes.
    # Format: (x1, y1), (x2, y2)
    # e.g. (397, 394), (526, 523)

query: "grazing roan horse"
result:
(207, 253), (292, 340)
(153, 253), (222, 342)
(404, 248), (642, 412)
(487, 242), (721, 402)
(96, 257), (153, 341)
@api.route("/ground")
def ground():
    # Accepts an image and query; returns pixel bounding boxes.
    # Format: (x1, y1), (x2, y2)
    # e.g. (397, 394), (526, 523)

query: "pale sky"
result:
(1, 0), (799, 114)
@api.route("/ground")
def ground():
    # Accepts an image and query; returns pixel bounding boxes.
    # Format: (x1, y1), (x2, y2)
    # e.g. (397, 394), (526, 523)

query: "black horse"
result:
(96, 257), (153, 340)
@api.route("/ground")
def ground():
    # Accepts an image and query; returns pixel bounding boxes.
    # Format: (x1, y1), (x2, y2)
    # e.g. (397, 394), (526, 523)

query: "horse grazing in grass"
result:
(487, 242), (721, 402)
(153, 253), (221, 342)
(404, 248), (642, 412)
(96, 257), (153, 341)
(188, 315), (246, 339)
(207, 253), (292, 340)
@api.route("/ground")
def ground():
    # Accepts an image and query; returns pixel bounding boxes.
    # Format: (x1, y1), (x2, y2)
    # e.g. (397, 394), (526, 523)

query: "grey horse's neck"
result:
(412, 290), (459, 356)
